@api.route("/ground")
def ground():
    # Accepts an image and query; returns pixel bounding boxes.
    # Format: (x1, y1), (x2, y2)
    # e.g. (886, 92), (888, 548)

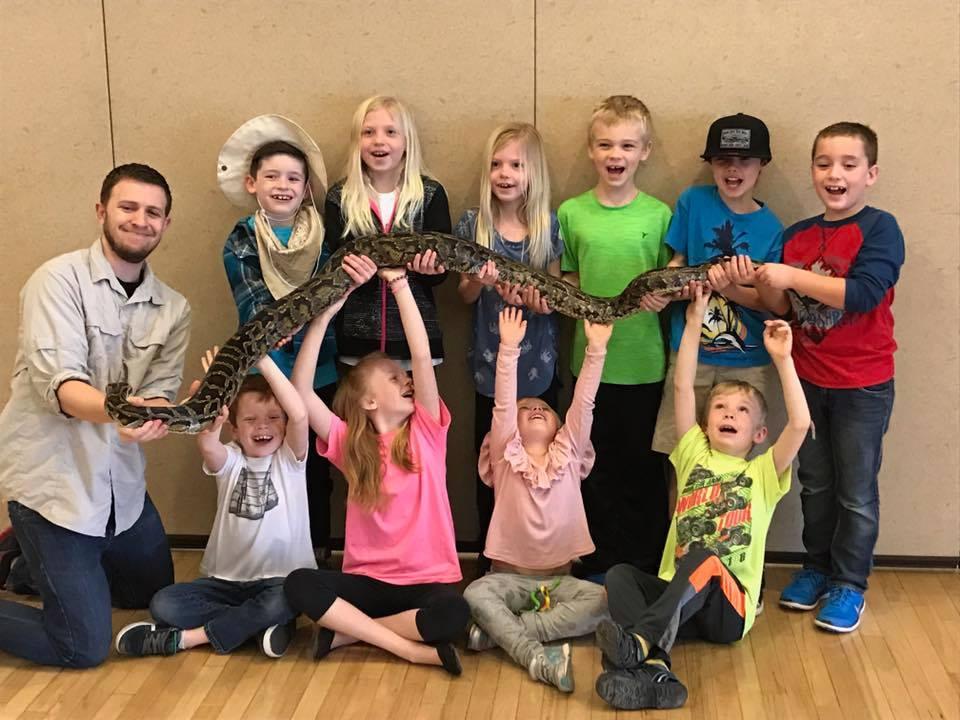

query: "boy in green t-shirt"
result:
(559, 95), (673, 577)
(593, 284), (810, 711)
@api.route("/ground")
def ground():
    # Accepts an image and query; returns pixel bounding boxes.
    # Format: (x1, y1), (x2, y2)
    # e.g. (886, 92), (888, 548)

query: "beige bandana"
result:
(253, 205), (325, 299)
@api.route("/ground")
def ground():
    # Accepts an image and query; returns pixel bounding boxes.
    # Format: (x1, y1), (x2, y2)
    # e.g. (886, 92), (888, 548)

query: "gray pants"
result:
(464, 572), (609, 670)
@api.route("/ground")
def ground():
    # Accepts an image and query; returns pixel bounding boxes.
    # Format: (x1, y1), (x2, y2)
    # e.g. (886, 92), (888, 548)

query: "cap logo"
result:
(719, 128), (750, 149)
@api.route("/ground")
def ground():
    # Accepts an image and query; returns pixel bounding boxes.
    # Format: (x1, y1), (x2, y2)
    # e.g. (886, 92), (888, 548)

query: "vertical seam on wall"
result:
(100, 0), (116, 167)
(533, 0), (538, 126)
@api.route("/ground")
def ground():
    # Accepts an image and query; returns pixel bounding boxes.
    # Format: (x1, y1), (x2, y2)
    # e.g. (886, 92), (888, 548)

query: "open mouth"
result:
(252, 434), (274, 445)
(271, 194), (293, 202)
(606, 165), (625, 176)
(401, 389), (414, 399)
(718, 424), (737, 434)
(723, 177), (743, 189)
(824, 184), (846, 196)
(495, 182), (516, 190)
(371, 150), (389, 159)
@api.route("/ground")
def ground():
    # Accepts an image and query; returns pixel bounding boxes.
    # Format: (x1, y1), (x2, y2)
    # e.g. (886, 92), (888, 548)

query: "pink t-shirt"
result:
(478, 344), (604, 569)
(317, 400), (461, 585)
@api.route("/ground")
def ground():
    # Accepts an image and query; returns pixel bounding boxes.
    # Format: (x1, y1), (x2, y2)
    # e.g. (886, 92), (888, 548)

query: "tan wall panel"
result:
(538, 0), (960, 555)
(102, 0), (535, 537)
(0, 1), (113, 525)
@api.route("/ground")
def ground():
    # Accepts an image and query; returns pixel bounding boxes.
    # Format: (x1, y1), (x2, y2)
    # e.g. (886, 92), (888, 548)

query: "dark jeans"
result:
(473, 376), (560, 559)
(284, 568), (469, 644)
(149, 576), (295, 653)
(580, 380), (669, 574)
(0, 495), (173, 668)
(306, 382), (337, 552)
(798, 379), (895, 591)
(605, 548), (746, 665)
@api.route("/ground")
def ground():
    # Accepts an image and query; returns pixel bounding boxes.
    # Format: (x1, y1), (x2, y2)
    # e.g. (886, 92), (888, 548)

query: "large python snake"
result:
(105, 231), (731, 433)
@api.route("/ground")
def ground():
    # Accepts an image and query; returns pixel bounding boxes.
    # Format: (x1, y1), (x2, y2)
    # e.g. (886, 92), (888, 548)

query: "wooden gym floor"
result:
(0, 552), (956, 719)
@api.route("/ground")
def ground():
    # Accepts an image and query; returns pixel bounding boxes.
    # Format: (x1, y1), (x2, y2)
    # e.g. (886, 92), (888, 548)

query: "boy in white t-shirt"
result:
(114, 352), (314, 658)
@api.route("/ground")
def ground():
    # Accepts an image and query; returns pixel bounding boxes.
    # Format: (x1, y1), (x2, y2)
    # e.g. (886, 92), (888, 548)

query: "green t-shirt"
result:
(559, 189), (671, 384)
(662, 425), (790, 636)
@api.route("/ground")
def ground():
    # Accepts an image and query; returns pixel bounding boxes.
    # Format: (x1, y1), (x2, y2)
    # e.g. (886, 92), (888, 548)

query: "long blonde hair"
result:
(332, 354), (418, 509)
(340, 95), (427, 238)
(475, 122), (553, 269)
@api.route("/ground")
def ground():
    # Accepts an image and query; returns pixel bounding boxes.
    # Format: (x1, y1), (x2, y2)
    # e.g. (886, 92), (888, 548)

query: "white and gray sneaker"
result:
(528, 642), (574, 693)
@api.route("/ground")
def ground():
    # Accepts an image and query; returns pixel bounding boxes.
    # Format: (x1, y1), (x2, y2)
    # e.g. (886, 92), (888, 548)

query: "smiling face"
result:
(244, 153), (308, 223)
(703, 388), (767, 458)
(360, 106), (407, 190)
(811, 134), (878, 221)
(97, 179), (170, 267)
(588, 119), (651, 194)
(363, 358), (415, 422)
(516, 397), (560, 445)
(230, 391), (287, 459)
(489, 138), (528, 209)
(710, 155), (764, 212)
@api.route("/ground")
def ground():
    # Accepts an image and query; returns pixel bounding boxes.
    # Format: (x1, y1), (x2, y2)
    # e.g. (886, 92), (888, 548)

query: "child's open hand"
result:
(498, 306), (527, 347)
(521, 286), (552, 314)
(198, 405), (229, 438)
(583, 320), (613, 349)
(755, 262), (794, 290)
(684, 282), (711, 325)
(638, 292), (671, 313)
(471, 260), (499, 287)
(724, 255), (757, 285)
(763, 319), (793, 360)
(407, 249), (445, 275)
(344, 253), (378, 288)
(495, 281), (524, 307)
(707, 263), (731, 291)
(201, 346), (220, 374)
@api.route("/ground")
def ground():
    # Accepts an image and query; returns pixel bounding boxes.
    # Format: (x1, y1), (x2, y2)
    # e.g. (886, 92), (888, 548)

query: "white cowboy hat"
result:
(217, 114), (328, 209)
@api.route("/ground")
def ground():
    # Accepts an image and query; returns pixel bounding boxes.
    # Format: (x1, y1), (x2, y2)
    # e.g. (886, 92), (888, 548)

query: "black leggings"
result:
(605, 548), (746, 664)
(284, 568), (469, 644)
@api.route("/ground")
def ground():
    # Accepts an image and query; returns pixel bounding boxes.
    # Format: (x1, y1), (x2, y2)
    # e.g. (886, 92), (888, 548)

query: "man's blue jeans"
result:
(0, 496), (173, 667)
(149, 576), (296, 653)
(798, 379), (895, 591)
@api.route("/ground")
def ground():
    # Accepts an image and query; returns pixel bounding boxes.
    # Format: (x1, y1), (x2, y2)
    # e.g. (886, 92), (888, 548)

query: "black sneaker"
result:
(312, 626), (335, 661)
(595, 662), (688, 710)
(595, 619), (645, 669)
(115, 622), (180, 656)
(261, 620), (297, 658)
(434, 643), (462, 676)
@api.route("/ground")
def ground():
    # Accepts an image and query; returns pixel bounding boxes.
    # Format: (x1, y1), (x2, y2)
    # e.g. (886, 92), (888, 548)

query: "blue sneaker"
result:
(815, 586), (865, 633)
(779, 569), (829, 611)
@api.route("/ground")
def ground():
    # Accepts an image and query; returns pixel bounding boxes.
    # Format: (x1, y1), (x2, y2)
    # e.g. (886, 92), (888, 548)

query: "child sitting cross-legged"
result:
(594, 283), (810, 710)
(463, 307), (613, 693)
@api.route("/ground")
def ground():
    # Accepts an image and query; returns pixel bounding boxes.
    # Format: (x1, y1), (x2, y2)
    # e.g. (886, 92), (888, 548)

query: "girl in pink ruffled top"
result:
(463, 306), (612, 692)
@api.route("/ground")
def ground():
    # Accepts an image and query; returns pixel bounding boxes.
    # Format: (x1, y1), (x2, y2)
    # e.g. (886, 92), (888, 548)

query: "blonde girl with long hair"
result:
(324, 95), (451, 366)
(285, 254), (468, 675)
(455, 122), (564, 567)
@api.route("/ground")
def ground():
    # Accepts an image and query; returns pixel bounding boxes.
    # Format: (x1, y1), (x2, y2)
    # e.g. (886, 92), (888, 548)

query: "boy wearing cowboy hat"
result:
(218, 116), (339, 566)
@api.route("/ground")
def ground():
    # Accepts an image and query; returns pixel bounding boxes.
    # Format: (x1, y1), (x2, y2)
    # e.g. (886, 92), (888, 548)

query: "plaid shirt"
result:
(222, 216), (338, 388)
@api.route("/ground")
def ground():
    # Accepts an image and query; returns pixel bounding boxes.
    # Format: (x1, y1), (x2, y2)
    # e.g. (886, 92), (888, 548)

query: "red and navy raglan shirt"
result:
(781, 206), (905, 388)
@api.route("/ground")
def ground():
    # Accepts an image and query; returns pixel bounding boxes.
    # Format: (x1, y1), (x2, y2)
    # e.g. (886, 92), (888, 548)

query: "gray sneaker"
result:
(466, 622), (496, 652)
(528, 642), (574, 693)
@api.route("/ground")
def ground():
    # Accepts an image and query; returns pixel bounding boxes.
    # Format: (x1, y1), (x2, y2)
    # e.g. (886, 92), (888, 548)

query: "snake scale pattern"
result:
(105, 231), (727, 433)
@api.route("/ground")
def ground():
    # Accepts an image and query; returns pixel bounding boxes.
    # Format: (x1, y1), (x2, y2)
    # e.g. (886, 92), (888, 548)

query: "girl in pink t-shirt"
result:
(286, 254), (468, 675)
(463, 307), (612, 692)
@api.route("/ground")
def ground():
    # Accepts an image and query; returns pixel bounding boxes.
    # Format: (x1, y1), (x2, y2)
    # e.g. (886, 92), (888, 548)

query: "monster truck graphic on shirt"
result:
(674, 464), (753, 562)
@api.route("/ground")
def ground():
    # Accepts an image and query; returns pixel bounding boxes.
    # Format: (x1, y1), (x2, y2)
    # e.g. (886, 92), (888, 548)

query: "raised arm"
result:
(381, 260), (440, 421)
(292, 254), (378, 441)
(562, 320), (611, 454)
(674, 282), (711, 440)
(488, 307), (525, 448)
(256, 354), (309, 461)
(764, 320), (811, 474)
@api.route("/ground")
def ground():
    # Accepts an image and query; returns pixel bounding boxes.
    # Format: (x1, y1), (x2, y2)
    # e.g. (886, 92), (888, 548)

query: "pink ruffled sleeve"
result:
(478, 344), (521, 488)
(553, 347), (606, 481)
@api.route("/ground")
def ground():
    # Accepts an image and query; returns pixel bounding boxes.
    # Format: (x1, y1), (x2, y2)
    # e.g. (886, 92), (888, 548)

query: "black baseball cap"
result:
(701, 113), (772, 161)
